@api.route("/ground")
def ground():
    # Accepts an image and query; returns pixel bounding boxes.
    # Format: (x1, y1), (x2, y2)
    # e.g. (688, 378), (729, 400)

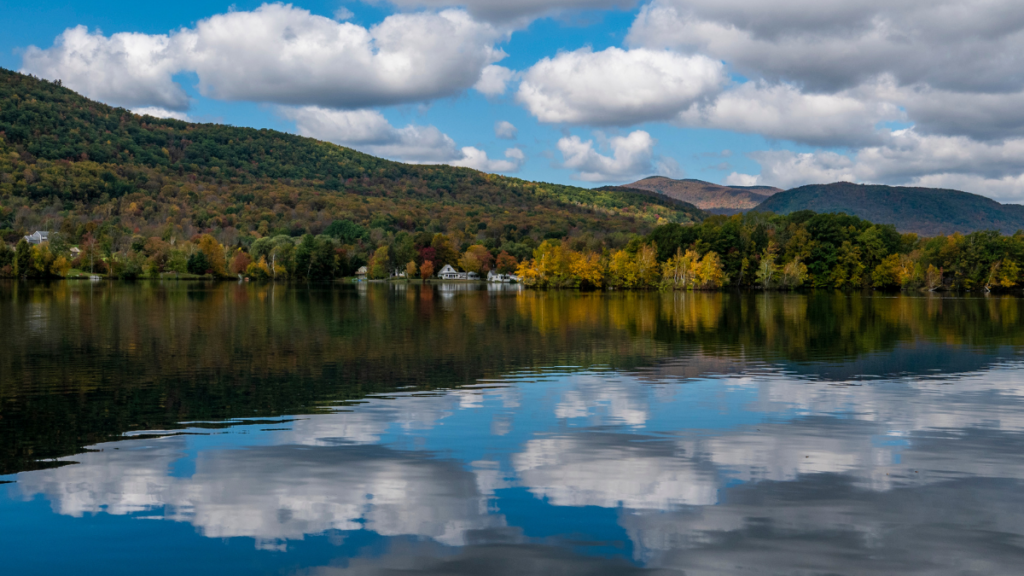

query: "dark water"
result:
(3, 281), (1024, 575)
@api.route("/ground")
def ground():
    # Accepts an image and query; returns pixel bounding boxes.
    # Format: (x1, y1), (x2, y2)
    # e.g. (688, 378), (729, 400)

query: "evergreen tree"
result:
(14, 239), (31, 278)
(186, 251), (211, 275)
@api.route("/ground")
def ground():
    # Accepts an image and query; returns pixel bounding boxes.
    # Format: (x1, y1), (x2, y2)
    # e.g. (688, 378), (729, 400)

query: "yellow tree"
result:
(991, 259), (1020, 288)
(608, 250), (637, 288)
(697, 251), (726, 289)
(780, 258), (809, 289)
(570, 251), (604, 289)
(635, 243), (660, 288)
(368, 246), (390, 279)
(535, 240), (569, 283)
(662, 248), (696, 289)
(515, 259), (541, 286)
(196, 234), (227, 277)
(51, 255), (71, 277)
(246, 256), (272, 280)
(925, 264), (942, 291)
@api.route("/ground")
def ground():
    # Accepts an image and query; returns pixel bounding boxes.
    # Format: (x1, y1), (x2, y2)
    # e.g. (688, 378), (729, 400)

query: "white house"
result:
(24, 231), (49, 245)
(438, 264), (464, 280)
(487, 270), (520, 283)
(355, 266), (368, 280)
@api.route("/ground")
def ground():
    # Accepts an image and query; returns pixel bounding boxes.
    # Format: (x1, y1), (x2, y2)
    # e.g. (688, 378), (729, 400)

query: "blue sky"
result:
(4, 1), (1024, 201)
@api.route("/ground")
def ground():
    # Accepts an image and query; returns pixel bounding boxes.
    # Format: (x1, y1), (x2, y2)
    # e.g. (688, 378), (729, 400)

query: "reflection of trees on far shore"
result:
(1, 281), (1022, 474)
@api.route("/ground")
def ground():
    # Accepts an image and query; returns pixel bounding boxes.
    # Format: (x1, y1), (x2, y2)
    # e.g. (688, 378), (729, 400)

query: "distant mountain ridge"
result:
(756, 182), (1024, 236)
(623, 176), (782, 213)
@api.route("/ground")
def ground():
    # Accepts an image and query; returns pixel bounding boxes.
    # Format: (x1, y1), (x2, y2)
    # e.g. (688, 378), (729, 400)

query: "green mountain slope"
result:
(756, 182), (1024, 236)
(0, 68), (701, 250)
(624, 176), (781, 213)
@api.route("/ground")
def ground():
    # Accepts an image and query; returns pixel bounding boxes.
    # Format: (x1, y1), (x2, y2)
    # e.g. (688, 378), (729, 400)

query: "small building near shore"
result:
(487, 270), (512, 283)
(438, 264), (466, 280)
(355, 266), (368, 280)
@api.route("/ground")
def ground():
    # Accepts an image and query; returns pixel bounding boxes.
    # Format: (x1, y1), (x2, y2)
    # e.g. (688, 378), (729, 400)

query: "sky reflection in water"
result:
(2, 283), (1024, 575)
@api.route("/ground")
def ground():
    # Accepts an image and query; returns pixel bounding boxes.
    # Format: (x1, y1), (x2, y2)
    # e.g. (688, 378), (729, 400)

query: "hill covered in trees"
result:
(756, 182), (1024, 236)
(623, 176), (781, 213)
(0, 67), (704, 279)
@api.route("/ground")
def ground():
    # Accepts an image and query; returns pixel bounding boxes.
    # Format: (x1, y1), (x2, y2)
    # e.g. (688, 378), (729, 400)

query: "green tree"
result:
(755, 250), (778, 290)
(293, 235), (317, 281)
(0, 240), (13, 273)
(780, 258), (809, 289)
(324, 219), (366, 244)
(309, 237), (339, 282)
(430, 234), (458, 269)
(368, 246), (390, 279)
(14, 239), (31, 278)
(186, 251), (211, 275)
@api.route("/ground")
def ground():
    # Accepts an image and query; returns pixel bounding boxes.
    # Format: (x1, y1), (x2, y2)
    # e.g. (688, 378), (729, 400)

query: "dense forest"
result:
(0, 67), (702, 280)
(514, 211), (1024, 292)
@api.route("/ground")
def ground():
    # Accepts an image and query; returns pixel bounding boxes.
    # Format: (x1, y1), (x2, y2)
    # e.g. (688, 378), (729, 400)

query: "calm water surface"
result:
(2, 281), (1024, 575)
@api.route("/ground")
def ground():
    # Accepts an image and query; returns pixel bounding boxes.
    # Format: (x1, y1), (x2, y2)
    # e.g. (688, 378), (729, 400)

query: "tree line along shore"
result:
(4, 210), (1024, 293)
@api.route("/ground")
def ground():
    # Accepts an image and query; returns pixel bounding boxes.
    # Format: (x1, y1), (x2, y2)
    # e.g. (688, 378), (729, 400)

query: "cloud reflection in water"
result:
(10, 358), (1024, 572)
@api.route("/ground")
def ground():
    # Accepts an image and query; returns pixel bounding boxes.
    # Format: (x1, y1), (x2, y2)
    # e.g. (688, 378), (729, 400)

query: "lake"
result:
(2, 281), (1024, 575)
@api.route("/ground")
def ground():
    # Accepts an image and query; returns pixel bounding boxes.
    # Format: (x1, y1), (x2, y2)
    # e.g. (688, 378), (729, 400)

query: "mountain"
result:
(756, 182), (1024, 236)
(622, 176), (782, 214)
(0, 68), (702, 253)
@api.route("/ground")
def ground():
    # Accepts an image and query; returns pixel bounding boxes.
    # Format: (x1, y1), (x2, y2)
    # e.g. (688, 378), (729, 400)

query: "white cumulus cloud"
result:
(384, 0), (638, 24)
(284, 106), (461, 163)
(284, 106), (523, 172)
(557, 130), (667, 182)
(678, 81), (901, 147)
(627, 0), (1024, 95)
(517, 47), (726, 125)
(451, 147), (525, 172)
(133, 107), (191, 121)
(474, 65), (515, 96)
(494, 120), (517, 139)
(22, 4), (508, 112)
(21, 26), (189, 111)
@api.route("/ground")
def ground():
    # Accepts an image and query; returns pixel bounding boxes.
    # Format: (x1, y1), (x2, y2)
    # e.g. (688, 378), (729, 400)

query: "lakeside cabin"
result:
(437, 264), (480, 280)
(355, 266), (368, 281)
(438, 264), (463, 280)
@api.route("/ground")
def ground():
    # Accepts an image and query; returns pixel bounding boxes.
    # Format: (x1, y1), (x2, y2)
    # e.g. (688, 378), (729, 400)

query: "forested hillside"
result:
(757, 182), (1024, 235)
(0, 67), (702, 279)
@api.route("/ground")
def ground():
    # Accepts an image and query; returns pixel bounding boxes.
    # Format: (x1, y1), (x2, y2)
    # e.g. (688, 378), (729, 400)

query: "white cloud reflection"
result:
(11, 356), (1024, 570)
